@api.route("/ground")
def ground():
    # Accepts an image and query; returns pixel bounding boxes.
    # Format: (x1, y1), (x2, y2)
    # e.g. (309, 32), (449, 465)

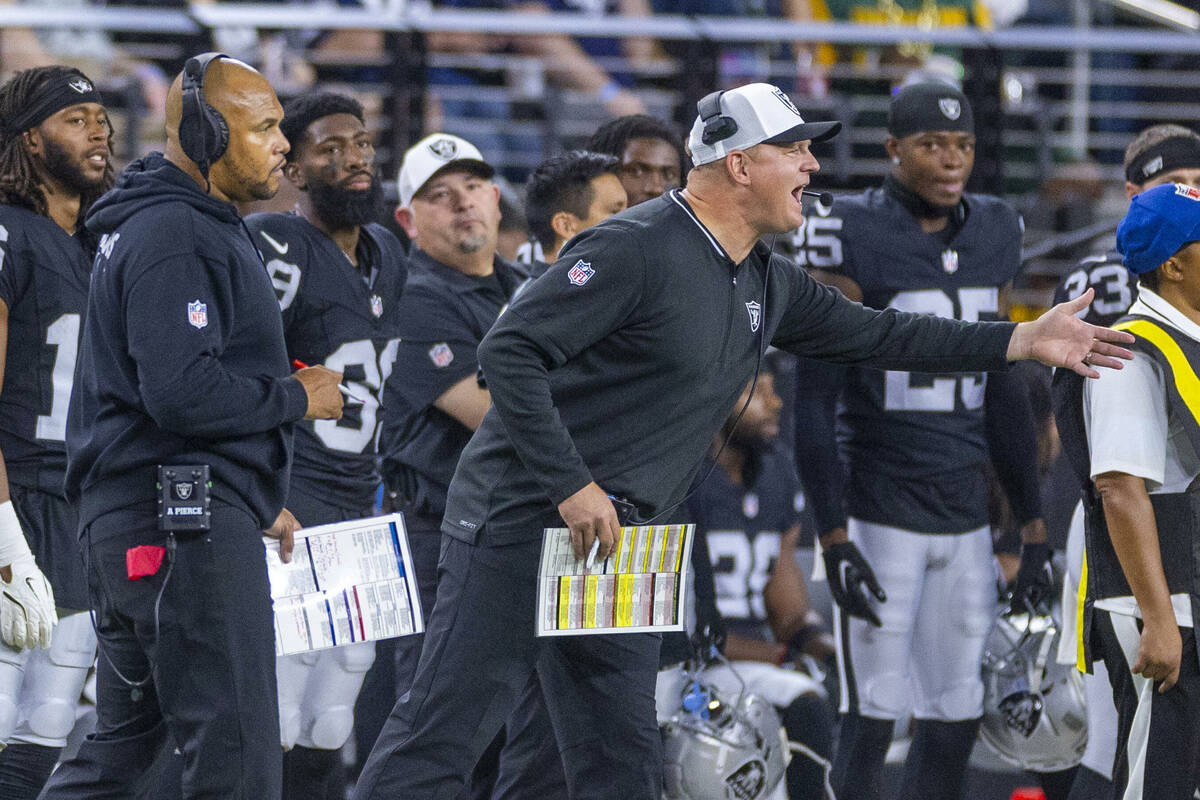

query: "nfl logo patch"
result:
(941, 249), (959, 274)
(1175, 183), (1200, 200)
(567, 260), (594, 286)
(428, 342), (454, 368)
(370, 294), (384, 318)
(187, 300), (208, 329)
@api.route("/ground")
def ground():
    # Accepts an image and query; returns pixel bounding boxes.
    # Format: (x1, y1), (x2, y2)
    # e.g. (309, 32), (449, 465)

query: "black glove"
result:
(1010, 542), (1054, 615)
(823, 541), (887, 627)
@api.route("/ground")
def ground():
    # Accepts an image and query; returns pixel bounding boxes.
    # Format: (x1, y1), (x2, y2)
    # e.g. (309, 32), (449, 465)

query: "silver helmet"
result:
(979, 609), (1088, 772)
(662, 678), (789, 800)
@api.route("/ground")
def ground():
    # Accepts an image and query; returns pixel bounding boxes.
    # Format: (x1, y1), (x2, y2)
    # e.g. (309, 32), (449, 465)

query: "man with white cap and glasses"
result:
(354, 82), (1134, 800)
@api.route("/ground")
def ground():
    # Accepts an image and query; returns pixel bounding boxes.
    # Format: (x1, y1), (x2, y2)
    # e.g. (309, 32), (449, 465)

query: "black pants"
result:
(383, 515), (567, 800)
(1097, 609), (1200, 800)
(40, 503), (281, 800)
(353, 533), (662, 800)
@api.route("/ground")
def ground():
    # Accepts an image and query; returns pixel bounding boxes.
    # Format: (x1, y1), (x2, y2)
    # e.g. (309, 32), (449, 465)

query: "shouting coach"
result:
(355, 82), (1133, 800)
(41, 55), (343, 799)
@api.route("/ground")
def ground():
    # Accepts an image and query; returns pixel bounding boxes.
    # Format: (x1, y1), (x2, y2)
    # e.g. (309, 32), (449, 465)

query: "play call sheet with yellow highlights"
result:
(264, 513), (424, 655)
(536, 524), (694, 636)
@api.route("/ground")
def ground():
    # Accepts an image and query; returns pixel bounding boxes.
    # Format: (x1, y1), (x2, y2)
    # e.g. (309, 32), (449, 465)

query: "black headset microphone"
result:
(637, 90), (831, 527)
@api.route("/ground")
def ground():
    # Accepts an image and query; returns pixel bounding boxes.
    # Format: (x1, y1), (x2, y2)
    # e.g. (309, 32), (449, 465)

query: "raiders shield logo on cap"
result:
(68, 77), (93, 94)
(938, 98), (962, 120)
(771, 87), (802, 117)
(428, 138), (458, 160)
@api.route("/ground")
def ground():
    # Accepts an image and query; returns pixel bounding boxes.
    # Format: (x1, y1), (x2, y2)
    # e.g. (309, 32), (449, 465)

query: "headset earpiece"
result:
(697, 90), (738, 147)
(179, 53), (231, 178)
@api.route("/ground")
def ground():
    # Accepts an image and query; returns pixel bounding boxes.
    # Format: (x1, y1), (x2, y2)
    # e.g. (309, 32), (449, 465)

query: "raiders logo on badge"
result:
(174, 482), (193, 500)
(939, 98), (961, 120)
(68, 77), (93, 94)
(567, 260), (595, 286)
(771, 87), (802, 118)
(187, 300), (208, 329)
(745, 300), (762, 333)
(428, 138), (458, 160)
(941, 249), (959, 274)
(370, 294), (383, 318)
(428, 342), (454, 368)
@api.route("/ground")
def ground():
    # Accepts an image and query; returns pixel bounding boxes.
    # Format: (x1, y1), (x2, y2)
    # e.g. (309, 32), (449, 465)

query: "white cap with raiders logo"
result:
(686, 83), (841, 167)
(396, 133), (495, 207)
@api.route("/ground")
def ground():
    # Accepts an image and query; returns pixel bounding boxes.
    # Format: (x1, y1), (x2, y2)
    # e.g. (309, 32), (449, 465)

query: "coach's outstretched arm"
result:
(772, 265), (1132, 375)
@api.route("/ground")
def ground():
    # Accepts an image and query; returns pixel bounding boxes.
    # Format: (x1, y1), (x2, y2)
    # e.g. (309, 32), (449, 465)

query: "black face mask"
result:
(308, 172), (384, 229)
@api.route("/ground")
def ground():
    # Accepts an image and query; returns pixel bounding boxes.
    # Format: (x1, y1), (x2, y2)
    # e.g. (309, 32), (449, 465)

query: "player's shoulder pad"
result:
(825, 188), (872, 219)
(245, 212), (307, 261)
(964, 192), (1022, 232)
(0, 203), (42, 235)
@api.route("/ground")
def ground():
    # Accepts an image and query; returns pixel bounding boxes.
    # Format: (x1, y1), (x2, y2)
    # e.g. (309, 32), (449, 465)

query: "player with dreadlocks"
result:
(0, 65), (114, 799)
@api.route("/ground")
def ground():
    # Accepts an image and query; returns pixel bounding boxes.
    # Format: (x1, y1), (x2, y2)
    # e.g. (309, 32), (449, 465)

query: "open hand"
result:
(1007, 288), (1134, 377)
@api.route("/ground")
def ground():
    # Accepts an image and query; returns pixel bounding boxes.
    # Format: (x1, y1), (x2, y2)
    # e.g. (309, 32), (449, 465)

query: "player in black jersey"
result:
(1050, 123), (1200, 800)
(670, 370), (835, 799)
(793, 81), (1048, 800)
(0, 66), (113, 799)
(524, 150), (627, 277)
(245, 91), (408, 800)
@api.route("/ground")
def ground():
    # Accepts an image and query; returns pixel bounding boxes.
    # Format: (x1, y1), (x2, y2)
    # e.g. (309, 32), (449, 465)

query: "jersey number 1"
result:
(36, 313), (80, 442)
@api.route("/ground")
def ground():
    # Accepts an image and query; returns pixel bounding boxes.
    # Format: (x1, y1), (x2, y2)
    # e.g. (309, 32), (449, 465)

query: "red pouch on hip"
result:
(126, 545), (166, 580)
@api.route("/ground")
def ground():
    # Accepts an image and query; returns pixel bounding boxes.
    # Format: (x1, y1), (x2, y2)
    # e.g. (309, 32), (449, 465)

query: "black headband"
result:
(1125, 136), (1200, 184)
(7, 72), (103, 136)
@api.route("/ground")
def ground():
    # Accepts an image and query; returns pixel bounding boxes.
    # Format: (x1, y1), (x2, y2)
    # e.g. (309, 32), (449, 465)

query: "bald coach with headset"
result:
(40, 54), (343, 800)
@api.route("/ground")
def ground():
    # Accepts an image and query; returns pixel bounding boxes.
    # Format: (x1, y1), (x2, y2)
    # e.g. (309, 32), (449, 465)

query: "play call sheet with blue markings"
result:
(265, 513), (424, 655)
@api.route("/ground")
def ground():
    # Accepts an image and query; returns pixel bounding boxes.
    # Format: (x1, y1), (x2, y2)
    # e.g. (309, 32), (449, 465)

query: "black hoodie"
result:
(66, 153), (309, 533)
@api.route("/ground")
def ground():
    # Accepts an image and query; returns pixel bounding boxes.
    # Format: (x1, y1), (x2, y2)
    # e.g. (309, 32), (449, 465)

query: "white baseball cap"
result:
(396, 133), (495, 207)
(686, 83), (841, 167)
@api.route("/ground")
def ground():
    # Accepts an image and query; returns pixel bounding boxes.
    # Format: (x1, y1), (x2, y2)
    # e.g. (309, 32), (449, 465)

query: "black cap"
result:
(887, 81), (974, 138)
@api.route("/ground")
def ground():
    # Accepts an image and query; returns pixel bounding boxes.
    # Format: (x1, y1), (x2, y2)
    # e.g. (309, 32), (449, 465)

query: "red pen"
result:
(292, 359), (370, 404)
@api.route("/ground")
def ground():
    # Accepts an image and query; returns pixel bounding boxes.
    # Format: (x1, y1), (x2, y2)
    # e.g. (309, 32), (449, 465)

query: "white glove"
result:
(0, 500), (57, 650)
(0, 553), (57, 651)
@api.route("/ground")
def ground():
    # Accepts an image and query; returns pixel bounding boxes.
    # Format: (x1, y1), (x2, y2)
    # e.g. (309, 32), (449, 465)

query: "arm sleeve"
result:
(771, 262), (1015, 373)
(1085, 353), (1167, 487)
(985, 368), (1043, 526)
(125, 252), (308, 438)
(476, 225), (647, 506)
(793, 356), (849, 535)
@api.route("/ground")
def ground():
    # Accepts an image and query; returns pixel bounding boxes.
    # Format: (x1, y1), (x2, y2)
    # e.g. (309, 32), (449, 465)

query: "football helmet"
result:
(661, 672), (789, 800)
(980, 608), (1088, 772)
